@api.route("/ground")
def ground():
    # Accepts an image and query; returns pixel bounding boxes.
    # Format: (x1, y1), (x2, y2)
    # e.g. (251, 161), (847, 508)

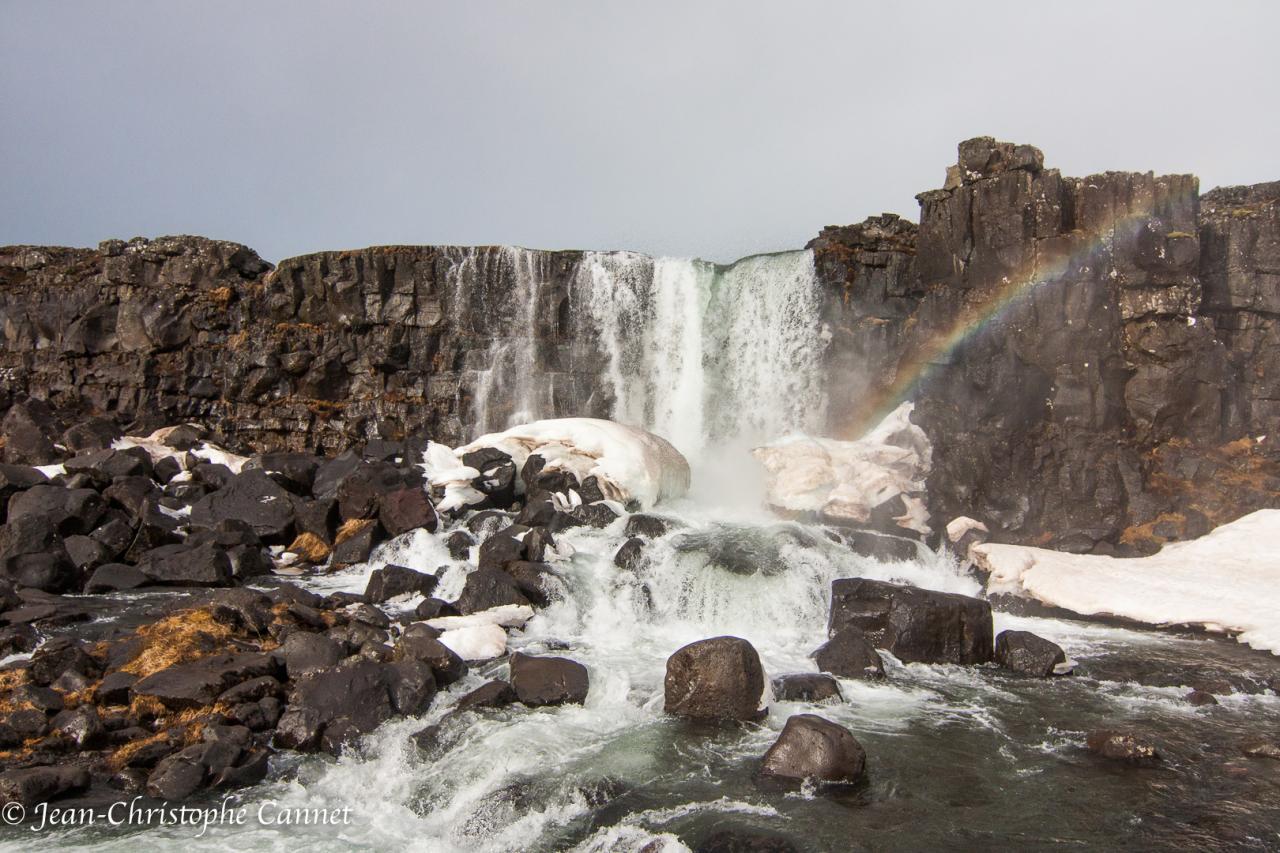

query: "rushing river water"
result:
(8, 499), (1280, 852)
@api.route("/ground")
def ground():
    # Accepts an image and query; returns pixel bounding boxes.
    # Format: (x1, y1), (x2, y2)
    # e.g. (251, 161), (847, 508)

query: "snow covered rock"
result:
(752, 402), (931, 535)
(975, 510), (1280, 654)
(438, 623), (508, 661)
(422, 418), (690, 513)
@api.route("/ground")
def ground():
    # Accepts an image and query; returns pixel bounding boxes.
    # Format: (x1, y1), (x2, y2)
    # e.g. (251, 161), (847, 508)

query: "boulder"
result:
(828, 578), (993, 664)
(477, 525), (530, 572)
(759, 714), (866, 785)
(614, 537), (645, 571)
(335, 462), (407, 521)
(445, 529), (476, 560)
(509, 652), (589, 706)
(378, 487), (438, 536)
(190, 470), (296, 542)
(273, 661), (403, 753)
(771, 673), (843, 703)
(0, 515), (75, 592)
(462, 447), (518, 509)
(1085, 730), (1161, 764)
(993, 630), (1067, 677)
(624, 514), (674, 539)
(364, 564), (437, 603)
(454, 567), (530, 614)
(85, 563), (150, 593)
(393, 635), (467, 686)
(279, 632), (345, 678)
(664, 636), (765, 722)
(136, 542), (233, 587)
(0, 400), (63, 465)
(244, 452), (319, 495)
(503, 561), (557, 607)
(457, 679), (518, 710)
(0, 464), (47, 523)
(330, 519), (384, 566)
(0, 765), (89, 807)
(130, 652), (278, 710)
(812, 628), (885, 679)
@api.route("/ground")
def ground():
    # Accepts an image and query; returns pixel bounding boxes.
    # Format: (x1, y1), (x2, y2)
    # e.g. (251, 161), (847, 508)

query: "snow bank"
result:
(438, 623), (508, 661)
(424, 418), (690, 511)
(114, 426), (249, 473)
(752, 402), (932, 534)
(976, 509), (1280, 654)
(425, 604), (533, 632)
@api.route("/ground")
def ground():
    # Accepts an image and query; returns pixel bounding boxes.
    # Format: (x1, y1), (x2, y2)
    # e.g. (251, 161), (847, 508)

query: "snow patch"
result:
(424, 418), (691, 511)
(752, 402), (931, 534)
(976, 509), (1280, 654)
(438, 623), (508, 661)
(425, 604), (534, 632)
(113, 426), (249, 473)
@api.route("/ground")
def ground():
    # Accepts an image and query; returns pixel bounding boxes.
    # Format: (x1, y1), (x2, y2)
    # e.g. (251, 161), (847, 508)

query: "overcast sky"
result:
(2, 2), (1278, 264)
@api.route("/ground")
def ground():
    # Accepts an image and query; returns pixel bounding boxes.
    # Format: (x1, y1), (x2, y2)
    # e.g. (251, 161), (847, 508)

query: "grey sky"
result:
(3, 1), (1278, 264)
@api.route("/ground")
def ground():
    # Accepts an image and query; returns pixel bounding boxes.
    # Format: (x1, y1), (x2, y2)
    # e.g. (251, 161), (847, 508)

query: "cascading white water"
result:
(576, 249), (827, 457)
(443, 246), (556, 434)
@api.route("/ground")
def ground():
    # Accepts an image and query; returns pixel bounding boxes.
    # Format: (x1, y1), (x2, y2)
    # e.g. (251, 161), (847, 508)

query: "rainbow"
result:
(844, 204), (1188, 438)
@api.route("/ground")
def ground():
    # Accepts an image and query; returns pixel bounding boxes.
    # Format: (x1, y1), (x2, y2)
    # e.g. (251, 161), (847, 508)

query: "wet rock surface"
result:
(664, 636), (766, 722)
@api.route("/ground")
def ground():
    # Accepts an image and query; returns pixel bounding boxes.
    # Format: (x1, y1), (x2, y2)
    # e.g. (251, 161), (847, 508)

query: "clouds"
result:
(2, 1), (1278, 263)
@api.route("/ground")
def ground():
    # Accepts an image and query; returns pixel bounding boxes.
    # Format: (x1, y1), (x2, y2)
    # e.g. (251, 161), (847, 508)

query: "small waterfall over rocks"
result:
(444, 245), (829, 454)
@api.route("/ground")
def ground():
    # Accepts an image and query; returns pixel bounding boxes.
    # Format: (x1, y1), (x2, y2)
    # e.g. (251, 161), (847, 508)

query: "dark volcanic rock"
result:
(759, 713), (866, 785)
(994, 630), (1067, 677)
(462, 447), (518, 509)
(771, 673), (843, 703)
(1086, 730), (1162, 764)
(828, 578), (993, 665)
(0, 765), (90, 807)
(509, 652), (589, 706)
(136, 542), (233, 587)
(190, 469), (296, 542)
(454, 567), (530, 614)
(812, 627), (885, 679)
(664, 636), (765, 722)
(613, 537), (645, 571)
(131, 652), (277, 711)
(378, 487), (438, 536)
(364, 564), (437, 603)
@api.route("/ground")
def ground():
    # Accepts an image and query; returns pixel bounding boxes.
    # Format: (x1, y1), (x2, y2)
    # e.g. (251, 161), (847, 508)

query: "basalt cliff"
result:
(3, 138), (1278, 552)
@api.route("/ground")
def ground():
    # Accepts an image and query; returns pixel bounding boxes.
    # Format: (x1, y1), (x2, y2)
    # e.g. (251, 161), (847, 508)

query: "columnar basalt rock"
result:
(811, 138), (1280, 551)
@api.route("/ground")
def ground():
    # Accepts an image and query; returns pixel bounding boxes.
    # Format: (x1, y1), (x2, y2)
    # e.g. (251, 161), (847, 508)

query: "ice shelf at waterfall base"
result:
(421, 417), (691, 512)
(976, 509), (1280, 654)
(751, 402), (932, 535)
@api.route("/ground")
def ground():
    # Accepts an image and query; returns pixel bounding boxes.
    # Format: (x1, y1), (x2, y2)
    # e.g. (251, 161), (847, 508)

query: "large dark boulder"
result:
(136, 542), (233, 587)
(335, 462), (407, 521)
(0, 464), (47, 523)
(509, 652), (589, 706)
(130, 652), (278, 710)
(664, 636), (765, 721)
(812, 627), (885, 679)
(759, 714), (866, 785)
(477, 524), (530, 571)
(828, 578), (993, 664)
(273, 660), (422, 754)
(462, 447), (518, 509)
(994, 630), (1067, 677)
(279, 632), (345, 678)
(243, 452), (319, 495)
(364, 564), (437, 603)
(771, 673), (843, 703)
(0, 400), (63, 465)
(393, 634), (467, 686)
(378, 487), (438, 536)
(0, 765), (89, 807)
(0, 514), (75, 592)
(190, 469), (296, 542)
(85, 562), (150, 593)
(330, 519), (384, 566)
(454, 567), (530, 614)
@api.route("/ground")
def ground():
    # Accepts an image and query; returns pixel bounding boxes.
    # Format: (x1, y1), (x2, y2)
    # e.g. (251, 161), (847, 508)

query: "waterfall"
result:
(443, 245), (829, 452)
(442, 246), (557, 435)
(576, 249), (827, 455)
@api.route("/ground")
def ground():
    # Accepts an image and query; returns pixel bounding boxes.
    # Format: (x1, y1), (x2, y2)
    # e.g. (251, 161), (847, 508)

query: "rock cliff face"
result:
(811, 138), (1280, 552)
(0, 241), (611, 453)
(2, 137), (1277, 551)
